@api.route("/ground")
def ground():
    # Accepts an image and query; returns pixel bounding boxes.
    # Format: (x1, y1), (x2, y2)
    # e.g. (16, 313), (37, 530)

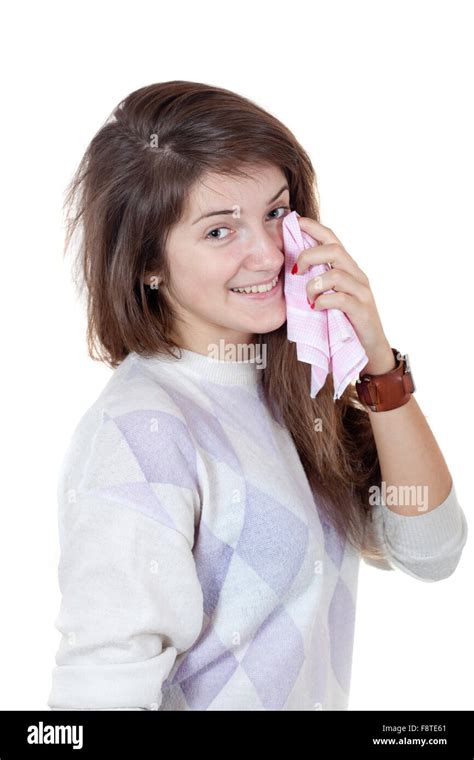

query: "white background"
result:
(1, 0), (472, 710)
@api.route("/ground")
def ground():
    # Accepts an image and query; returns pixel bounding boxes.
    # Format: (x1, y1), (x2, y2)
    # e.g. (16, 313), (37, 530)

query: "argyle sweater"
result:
(47, 348), (468, 711)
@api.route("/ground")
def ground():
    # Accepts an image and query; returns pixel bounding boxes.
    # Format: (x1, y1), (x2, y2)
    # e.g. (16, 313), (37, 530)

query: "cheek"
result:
(196, 262), (235, 294)
(177, 267), (229, 306)
(171, 260), (207, 295)
(169, 245), (236, 300)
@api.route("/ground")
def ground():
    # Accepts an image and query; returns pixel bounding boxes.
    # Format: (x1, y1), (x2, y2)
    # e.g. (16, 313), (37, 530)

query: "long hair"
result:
(63, 80), (386, 562)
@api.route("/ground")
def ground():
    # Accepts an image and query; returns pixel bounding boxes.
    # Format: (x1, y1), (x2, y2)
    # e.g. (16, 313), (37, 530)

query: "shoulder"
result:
(57, 353), (201, 540)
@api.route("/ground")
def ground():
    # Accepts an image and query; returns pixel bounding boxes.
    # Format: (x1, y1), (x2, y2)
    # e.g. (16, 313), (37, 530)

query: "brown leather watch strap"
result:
(355, 348), (416, 412)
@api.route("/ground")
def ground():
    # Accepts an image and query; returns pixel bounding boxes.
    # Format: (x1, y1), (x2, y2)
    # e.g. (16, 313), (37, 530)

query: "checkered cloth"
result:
(282, 210), (369, 399)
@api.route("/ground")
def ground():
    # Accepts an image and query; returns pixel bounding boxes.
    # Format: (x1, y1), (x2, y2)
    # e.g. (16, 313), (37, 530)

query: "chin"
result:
(258, 314), (287, 335)
(236, 310), (287, 337)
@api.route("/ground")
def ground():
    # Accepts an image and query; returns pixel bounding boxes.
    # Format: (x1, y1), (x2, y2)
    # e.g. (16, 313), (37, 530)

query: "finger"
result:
(294, 242), (368, 285)
(307, 269), (371, 304)
(311, 291), (365, 319)
(297, 216), (342, 246)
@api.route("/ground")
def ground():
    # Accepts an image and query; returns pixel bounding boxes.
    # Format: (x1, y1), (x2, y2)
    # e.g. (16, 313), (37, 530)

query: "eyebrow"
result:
(191, 184), (290, 225)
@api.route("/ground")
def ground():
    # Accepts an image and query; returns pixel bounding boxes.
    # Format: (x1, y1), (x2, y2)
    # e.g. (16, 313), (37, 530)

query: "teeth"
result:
(231, 275), (278, 294)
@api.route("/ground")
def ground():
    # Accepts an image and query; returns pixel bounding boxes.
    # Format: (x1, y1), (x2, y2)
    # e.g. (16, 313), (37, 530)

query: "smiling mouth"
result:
(229, 273), (280, 294)
(229, 275), (282, 301)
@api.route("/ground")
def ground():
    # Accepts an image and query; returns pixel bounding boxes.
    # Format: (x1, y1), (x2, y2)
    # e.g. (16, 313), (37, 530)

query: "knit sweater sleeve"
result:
(363, 478), (468, 582)
(47, 406), (204, 710)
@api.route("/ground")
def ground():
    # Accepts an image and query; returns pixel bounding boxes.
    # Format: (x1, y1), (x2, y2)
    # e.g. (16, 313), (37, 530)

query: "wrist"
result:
(362, 343), (396, 375)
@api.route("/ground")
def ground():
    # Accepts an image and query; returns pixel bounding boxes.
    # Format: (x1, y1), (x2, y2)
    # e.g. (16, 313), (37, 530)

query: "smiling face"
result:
(146, 164), (289, 355)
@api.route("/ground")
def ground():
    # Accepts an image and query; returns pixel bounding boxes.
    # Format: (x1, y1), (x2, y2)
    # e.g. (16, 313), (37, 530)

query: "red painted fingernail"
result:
(310, 301), (315, 309)
(291, 263), (298, 275)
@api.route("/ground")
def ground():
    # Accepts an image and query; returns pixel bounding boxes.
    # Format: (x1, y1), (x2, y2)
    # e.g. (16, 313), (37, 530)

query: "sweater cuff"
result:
(379, 480), (468, 581)
(48, 648), (175, 711)
(381, 480), (466, 556)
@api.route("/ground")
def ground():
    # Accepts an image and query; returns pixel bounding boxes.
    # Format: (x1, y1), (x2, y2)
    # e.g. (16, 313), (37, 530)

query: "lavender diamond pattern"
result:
(240, 604), (305, 710)
(167, 625), (239, 710)
(156, 387), (243, 475)
(236, 481), (309, 596)
(193, 522), (235, 617)
(110, 409), (198, 489)
(328, 577), (356, 694)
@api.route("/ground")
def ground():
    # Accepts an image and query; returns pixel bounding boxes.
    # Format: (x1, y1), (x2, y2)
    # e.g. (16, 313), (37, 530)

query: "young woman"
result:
(48, 80), (467, 711)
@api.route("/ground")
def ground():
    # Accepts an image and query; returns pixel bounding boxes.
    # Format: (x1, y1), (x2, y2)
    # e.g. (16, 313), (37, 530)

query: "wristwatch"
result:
(355, 348), (416, 412)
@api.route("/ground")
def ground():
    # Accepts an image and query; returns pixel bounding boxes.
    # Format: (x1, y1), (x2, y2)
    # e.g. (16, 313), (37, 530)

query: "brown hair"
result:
(64, 80), (387, 562)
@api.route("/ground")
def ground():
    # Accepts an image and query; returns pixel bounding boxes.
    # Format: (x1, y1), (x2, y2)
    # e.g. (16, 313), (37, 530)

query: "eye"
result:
(205, 206), (291, 242)
(205, 227), (232, 241)
(268, 205), (290, 219)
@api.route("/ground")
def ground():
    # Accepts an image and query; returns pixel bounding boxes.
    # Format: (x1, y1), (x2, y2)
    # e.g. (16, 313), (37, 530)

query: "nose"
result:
(241, 226), (284, 273)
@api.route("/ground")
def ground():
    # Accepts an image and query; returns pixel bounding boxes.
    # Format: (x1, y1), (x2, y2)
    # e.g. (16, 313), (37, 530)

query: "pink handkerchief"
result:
(282, 210), (369, 399)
